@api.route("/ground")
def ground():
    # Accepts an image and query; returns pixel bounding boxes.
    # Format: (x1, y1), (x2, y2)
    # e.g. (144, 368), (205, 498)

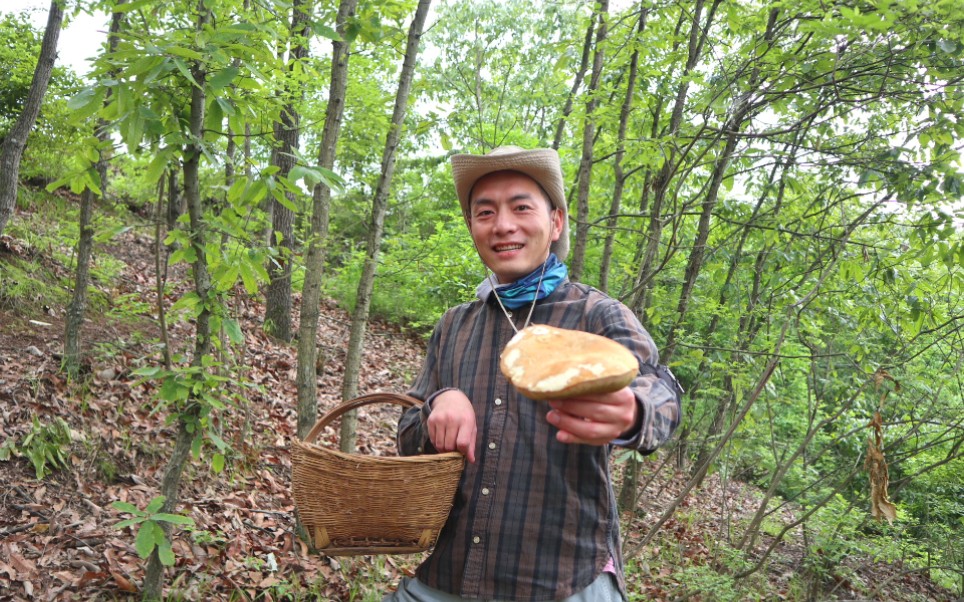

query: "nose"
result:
(493, 210), (517, 234)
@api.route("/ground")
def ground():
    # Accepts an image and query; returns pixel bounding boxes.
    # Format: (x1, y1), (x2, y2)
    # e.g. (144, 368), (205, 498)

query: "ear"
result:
(549, 208), (563, 242)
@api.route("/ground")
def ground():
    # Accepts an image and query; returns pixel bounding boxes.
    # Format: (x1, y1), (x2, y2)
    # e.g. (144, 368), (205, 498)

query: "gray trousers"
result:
(382, 571), (624, 602)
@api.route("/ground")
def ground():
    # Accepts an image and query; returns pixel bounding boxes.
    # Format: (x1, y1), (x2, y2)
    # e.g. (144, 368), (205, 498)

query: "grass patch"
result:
(0, 254), (71, 313)
(1, 186), (129, 317)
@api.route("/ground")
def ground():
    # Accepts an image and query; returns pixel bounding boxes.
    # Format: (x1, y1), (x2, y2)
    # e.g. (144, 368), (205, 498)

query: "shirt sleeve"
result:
(396, 319), (445, 456)
(592, 299), (682, 454)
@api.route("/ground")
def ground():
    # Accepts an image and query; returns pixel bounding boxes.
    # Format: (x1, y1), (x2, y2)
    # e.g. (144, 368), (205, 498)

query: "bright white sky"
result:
(4, 0), (107, 76)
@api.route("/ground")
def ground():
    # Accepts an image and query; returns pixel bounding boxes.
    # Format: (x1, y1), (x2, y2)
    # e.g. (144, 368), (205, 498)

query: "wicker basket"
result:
(291, 392), (464, 556)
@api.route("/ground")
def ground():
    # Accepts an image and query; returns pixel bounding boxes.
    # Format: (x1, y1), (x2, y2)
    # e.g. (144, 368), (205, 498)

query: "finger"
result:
(457, 425), (477, 464)
(547, 410), (613, 445)
(431, 422), (452, 453)
(441, 424), (457, 453)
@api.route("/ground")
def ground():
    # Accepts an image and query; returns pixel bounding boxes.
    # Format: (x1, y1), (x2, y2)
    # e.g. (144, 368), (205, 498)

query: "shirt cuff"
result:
(611, 396), (645, 447)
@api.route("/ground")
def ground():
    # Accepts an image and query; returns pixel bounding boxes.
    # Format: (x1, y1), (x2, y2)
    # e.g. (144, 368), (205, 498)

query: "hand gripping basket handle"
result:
(303, 392), (422, 445)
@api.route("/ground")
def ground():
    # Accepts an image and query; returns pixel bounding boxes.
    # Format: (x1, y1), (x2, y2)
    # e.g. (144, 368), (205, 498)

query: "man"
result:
(389, 146), (682, 601)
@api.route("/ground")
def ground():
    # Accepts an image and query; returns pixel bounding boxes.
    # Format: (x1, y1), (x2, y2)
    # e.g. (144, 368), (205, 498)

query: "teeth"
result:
(495, 244), (523, 251)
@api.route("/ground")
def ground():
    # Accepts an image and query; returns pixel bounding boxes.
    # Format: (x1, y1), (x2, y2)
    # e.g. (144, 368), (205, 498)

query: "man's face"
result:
(468, 171), (562, 283)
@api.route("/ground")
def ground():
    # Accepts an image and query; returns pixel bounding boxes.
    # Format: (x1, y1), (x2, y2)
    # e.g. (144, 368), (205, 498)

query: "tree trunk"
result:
(661, 5), (771, 364)
(0, 0), (62, 238)
(339, 0), (432, 452)
(142, 5), (210, 595)
(166, 169), (182, 235)
(296, 0), (358, 439)
(599, 7), (645, 295)
(153, 174), (173, 371)
(611, 7), (647, 512)
(551, 16), (594, 151)
(568, 0), (607, 283)
(63, 2), (125, 378)
(63, 185), (95, 377)
(629, 0), (718, 316)
(686, 127), (807, 479)
(264, 0), (311, 342)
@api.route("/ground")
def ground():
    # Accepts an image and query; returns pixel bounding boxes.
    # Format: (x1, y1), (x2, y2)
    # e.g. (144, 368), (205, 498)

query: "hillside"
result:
(0, 194), (957, 601)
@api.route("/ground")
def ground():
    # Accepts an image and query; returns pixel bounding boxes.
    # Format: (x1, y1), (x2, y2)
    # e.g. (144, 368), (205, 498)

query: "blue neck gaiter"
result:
(476, 253), (569, 309)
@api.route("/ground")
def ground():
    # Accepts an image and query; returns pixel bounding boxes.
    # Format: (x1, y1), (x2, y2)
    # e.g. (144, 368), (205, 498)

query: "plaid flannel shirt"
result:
(397, 280), (681, 601)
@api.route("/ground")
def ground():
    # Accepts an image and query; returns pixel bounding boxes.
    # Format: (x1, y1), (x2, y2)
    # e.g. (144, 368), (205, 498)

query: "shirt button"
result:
(488, 442), (497, 450)
(473, 536), (481, 544)
(494, 398), (502, 406)
(482, 487), (490, 495)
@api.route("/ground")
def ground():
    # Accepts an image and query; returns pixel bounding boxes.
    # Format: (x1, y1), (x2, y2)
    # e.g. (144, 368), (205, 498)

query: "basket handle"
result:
(302, 392), (423, 444)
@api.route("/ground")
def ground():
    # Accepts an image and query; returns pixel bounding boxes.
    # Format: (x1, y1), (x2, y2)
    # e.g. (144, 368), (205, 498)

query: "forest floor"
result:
(0, 199), (959, 601)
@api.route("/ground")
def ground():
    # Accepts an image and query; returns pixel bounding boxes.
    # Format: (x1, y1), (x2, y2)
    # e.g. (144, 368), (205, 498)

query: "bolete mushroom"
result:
(500, 324), (638, 400)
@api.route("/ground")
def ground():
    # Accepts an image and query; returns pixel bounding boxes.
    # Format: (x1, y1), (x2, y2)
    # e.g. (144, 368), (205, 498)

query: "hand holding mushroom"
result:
(500, 325), (641, 445)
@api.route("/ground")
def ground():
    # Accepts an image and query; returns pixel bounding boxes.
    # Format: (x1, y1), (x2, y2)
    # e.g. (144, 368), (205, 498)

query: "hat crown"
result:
(486, 145), (525, 157)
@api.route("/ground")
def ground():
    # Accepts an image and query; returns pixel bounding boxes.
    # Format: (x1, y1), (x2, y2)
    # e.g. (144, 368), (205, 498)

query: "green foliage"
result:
(0, 253), (70, 312)
(2, 0), (962, 596)
(113, 496), (195, 566)
(0, 416), (74, 480)
(326, 212), (481, 332)
(0, 11), (87, 182)
(130, 362), (235, 474)
(0, 186), (126, 314)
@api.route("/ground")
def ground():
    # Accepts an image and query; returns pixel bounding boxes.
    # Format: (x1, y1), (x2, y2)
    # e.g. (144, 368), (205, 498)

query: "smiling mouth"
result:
(493, 244), (524, 252)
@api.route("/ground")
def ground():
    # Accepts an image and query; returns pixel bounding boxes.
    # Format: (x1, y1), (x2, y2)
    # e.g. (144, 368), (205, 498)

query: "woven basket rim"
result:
(292, 438), (462, 464)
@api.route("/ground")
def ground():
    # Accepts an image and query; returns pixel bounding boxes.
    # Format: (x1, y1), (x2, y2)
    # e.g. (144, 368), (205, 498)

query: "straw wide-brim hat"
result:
(451, 146), (570, 262)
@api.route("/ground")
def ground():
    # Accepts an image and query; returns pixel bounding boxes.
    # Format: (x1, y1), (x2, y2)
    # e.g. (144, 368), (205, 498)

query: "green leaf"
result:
(171, 291), (202, 313)
(223, 318), (243, 345)
(216, 96), (236, 117)
(112, 501), (142, 514)
(166, 45), (204, 61)
(152, 513), (195, 526)
(246, 179), (268, 204)
(145, 149), (173, 183)
(288, 165), (314, 187)
(215, 264), (239, 291)
(111, 0), (156, 13)
(122, 113), (144, 152)
(172, 57), (201, 88)
(204, 98), (224, 137)
(83, 169), (104, 196)
(159, 376), (188, 402)
(315, 166), (345, 191)
(134, 523), (157, 559)
(145, 496), (166, 514)
(238, 256), (260, 294)
(272, 187), (298, 212)
(131, 366), (162, 378)
(208, 66), (239, 92)
(157, 538), (175, 566)
(226, 178), (247, 204)
(212, 452), (225, 474)
(66, 87), (100, 112)
(94, 224), (133, 243)
(311, 22), (343, 41)
(169, 243), (198, 266)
